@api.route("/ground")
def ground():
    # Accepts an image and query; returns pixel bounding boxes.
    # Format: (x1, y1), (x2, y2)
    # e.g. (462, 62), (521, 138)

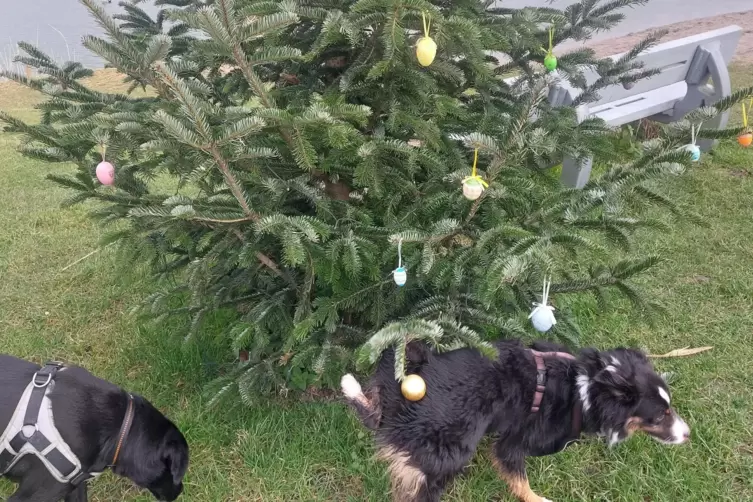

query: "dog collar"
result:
(529, 350), (582, 439)
(110, 394), (135, 467)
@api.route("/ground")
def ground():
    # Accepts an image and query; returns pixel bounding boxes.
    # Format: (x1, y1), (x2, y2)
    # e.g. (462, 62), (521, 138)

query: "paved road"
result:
(0, 0), (749, 69)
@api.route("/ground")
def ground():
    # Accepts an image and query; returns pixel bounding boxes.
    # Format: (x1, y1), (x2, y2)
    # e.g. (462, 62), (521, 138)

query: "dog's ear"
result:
(593, 366), (639, 404)
(162, 430), (189, 485)
(579, 348), (604, 373)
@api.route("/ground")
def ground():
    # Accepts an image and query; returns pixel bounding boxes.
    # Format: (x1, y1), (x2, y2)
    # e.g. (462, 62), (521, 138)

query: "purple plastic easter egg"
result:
(96, 161), (115, 185)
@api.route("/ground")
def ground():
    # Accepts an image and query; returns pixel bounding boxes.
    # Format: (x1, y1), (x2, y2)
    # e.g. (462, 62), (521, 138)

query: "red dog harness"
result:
(529, 350), (582, 436)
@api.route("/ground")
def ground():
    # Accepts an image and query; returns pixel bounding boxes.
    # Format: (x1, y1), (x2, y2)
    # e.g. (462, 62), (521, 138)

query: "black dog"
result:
(0, 355), (189, 502)
(341, 340), (690, 502)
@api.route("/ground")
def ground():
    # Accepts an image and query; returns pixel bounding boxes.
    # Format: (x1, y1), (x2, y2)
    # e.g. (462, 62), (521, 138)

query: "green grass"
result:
(2, 66), (753, 501)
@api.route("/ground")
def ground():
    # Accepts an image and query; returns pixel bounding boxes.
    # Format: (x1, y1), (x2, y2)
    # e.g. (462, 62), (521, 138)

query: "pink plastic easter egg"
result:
(96, 161), (115, 185)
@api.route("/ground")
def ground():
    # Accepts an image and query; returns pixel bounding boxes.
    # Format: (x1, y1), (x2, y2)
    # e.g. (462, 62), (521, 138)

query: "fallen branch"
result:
(648, 346), (713, 358)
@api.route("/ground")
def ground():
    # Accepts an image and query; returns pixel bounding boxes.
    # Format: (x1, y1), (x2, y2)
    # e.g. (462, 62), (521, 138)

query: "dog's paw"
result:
(341, 374), (363, 398)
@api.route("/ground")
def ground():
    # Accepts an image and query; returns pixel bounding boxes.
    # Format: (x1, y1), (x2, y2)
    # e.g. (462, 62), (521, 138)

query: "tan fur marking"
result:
(626, 416), (642, 434)
(492, 455), (546, 502)
(377, 446), (426, 501)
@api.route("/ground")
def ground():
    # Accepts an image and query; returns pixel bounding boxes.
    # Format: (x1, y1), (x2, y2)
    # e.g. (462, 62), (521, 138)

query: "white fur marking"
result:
(576, 374), (591, 412)
(609, 431), (621, 447)
(669, 415), (690, 444)
(658, 387), (671, 406)
(605, 365), (617, 373)
(341, 374), (363, 399)
(610, 356), (621, 366)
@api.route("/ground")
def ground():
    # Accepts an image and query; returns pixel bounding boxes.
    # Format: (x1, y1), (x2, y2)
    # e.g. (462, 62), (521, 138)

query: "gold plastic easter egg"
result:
(416, 37), (437, 67)
(401, 374), (426, 401)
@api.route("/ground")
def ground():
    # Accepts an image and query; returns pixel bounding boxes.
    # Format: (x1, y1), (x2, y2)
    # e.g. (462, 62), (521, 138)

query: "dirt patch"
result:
(580, 11), (753, 63)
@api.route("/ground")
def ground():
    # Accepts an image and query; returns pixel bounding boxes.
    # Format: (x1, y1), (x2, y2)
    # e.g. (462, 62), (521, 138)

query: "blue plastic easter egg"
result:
(685, 144), (701, 162)
(393, 267), (407, 286)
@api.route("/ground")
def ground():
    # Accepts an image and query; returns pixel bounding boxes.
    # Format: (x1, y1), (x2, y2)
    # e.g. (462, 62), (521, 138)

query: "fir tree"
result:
(3, 0), (750, 403)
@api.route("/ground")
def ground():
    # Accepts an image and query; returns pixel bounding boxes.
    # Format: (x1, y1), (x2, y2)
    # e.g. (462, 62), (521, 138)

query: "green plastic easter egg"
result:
(544, 54), (557, 71)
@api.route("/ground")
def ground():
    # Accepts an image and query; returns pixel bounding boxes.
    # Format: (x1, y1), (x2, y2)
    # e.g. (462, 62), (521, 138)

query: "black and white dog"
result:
(0, 355), (189, 502)
(341, 340), (690, 502)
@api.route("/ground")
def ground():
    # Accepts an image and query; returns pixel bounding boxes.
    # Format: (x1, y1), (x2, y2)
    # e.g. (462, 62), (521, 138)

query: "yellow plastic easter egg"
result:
(416, 37), (437, 67)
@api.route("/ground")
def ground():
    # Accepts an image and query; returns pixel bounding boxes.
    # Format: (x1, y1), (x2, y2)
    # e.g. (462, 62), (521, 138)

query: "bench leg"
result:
(561, 156), (593, 188)
(660, 41), (733, 152)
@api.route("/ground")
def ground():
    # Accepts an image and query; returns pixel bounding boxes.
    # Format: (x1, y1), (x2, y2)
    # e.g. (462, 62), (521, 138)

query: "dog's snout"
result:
(671, 414), (690, 444)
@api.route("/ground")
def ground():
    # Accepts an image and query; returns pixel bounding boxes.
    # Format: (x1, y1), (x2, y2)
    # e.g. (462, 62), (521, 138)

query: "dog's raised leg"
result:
(492, 444), (552, 502)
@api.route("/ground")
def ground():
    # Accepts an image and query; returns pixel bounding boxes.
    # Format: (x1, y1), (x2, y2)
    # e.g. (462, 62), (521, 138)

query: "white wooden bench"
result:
(548, 25), (743, 188)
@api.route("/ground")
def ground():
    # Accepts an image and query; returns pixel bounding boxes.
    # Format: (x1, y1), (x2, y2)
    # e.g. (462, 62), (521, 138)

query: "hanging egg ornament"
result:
(684, 144), (701, 162)
(543, 24), (557, 72)
(462, 178), (485, 200)
(416, 37), (437, 67)
(529, 276), (556, 333)
(462, 148), (488, 200)
(393, 266), (407, 286)
(401, 374), (426, 401)
(416, 11), (436, 67)
(530, 304), (556, 332)
(740, 101), (752, 147)
(544, 53), (557, 72)
(96, 161), (115, 185)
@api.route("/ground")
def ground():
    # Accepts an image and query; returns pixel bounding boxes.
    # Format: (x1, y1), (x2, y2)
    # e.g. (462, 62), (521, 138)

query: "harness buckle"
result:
(33, 372), (53, 388)
(536, 370), (546, 387)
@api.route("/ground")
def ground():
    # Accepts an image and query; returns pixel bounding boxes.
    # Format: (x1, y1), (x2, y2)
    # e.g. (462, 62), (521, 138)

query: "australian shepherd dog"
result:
(341, 339), (690, 502)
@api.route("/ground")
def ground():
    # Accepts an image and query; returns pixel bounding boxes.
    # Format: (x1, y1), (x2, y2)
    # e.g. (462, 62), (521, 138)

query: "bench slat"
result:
(589, 81), (687, 126)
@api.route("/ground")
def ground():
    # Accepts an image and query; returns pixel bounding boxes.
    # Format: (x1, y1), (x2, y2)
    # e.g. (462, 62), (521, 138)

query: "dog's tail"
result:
(341, 374), (382, 430)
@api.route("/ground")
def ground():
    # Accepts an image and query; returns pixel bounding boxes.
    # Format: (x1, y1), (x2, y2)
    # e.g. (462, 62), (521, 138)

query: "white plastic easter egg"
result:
(96, 161), (115, 185)
(462, 179), (484, 200)
(684, 144), (701, 162)
(393, 267), (407, 286)
(530, 305), (556, 333)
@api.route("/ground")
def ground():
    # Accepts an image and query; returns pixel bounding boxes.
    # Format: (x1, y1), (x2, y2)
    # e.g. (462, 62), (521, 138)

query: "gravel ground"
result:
(577, 11), (753, 63)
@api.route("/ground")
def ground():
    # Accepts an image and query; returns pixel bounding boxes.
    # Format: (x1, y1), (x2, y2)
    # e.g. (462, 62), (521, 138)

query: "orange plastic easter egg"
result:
(738, 133), (753, 147)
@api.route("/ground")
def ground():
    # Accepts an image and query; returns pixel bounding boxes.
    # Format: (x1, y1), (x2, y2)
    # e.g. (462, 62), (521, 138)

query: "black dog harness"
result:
(0, 362), (135, 486)
(529, 350), (582, 438)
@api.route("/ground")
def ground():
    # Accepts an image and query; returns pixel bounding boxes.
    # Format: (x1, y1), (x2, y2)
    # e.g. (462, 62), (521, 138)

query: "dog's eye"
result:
(653, 409), (670, 423)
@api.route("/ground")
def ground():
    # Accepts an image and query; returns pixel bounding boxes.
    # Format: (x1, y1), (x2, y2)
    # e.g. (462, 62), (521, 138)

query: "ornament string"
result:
(690, 123), (701, 145)
(542, 23), (554, 56)
(100, 143), (107, 162)
(462, 147), (488, 187)
(397, 238), (403, 269)
(743, 99), (751, 131)
(422, 11), (431, 39)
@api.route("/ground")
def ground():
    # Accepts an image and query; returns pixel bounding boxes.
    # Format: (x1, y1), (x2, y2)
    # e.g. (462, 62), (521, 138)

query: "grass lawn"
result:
(1, 65), (753, 501)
